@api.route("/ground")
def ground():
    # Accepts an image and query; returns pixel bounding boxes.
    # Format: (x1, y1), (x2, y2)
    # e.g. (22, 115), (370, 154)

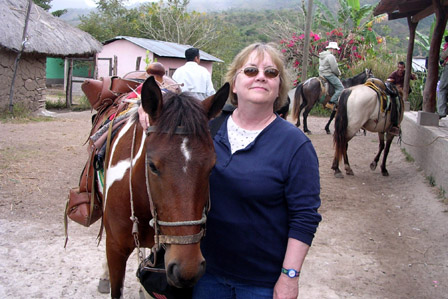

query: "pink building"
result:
(96, 36), (222, 78)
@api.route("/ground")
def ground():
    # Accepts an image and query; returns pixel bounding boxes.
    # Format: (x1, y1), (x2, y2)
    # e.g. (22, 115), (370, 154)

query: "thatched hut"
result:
(0, 0), (102, 112)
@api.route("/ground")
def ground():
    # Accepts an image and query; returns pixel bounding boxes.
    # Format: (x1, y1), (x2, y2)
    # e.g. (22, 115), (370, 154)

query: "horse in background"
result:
(99, 76), (229, 298)
(332, 79), (401, 178)
(292, 69), (374, 134)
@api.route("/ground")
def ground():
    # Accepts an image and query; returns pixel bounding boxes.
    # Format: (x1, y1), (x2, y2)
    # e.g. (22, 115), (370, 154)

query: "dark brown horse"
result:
(332, 81), (401, 178)
(99, 76), (229, 298)
(292, 69), (373, 134)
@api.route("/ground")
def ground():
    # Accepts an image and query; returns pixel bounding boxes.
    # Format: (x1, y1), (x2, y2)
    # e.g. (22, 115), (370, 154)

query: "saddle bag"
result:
(65, 148), (102, 227)
(66, 187), (102, 227)
(137, 247), (193, 299)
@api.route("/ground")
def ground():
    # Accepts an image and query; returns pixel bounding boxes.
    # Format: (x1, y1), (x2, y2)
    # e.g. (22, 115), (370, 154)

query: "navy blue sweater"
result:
(202, 115), (321, 288)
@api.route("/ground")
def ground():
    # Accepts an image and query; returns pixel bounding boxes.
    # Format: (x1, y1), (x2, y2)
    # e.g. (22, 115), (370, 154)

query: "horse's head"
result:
(140, 77), (229, 288)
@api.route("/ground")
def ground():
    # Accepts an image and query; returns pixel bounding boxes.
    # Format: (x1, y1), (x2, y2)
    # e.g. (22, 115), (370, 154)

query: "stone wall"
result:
(0, 49), (46, 112)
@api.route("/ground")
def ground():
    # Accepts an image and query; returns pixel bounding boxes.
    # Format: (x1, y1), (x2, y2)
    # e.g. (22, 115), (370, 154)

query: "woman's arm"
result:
(273, 238), (310, 299)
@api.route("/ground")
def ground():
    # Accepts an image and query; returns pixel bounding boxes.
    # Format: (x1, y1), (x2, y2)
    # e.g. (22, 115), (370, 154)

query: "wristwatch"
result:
(281, 267), (300, 278)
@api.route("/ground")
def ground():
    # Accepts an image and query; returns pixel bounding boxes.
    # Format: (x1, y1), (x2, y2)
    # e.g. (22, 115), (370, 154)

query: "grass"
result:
(401, 148), (415, 162)
(0, 103), (53, 123)
(426, 175), (436, 187)
(45, 95), (91, 111)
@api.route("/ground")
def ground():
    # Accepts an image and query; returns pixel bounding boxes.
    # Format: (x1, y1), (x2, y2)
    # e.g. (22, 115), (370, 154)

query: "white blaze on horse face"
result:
(180, 137), (191, 173)
(104, 118), (146, 202)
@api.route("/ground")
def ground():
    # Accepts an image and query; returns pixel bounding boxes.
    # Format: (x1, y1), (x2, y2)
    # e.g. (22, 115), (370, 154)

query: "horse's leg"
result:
(98, 254), (111, 294)
(324, 110), (336, 134)
(370, 133), (385, 172)
(343, 142), (354, 175)
(380, 136), (394, 176)
(303, 106), (313, 134)
(331, 153), (344, 178)
(106, 238), (133, 299)
(296, 101), (307, 128)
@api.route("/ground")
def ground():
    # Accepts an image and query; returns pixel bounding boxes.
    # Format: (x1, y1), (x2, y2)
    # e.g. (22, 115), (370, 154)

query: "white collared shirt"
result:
(172, 61), (216, 100)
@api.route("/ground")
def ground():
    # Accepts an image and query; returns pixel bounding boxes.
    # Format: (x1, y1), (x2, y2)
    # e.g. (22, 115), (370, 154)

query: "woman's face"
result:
(233, 50), (280, 108)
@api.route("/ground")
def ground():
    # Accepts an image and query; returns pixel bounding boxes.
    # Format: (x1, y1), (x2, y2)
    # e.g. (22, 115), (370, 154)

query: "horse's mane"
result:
(343, 69), (370, 87)
(153, 92), (210, 140)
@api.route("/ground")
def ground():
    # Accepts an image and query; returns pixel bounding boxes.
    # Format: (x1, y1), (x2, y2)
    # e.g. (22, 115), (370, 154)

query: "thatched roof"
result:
(0, 0), (102, 57)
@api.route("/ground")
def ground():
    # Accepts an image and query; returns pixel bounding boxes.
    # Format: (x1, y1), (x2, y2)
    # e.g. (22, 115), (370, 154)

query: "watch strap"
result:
(281, 267), (300, 278)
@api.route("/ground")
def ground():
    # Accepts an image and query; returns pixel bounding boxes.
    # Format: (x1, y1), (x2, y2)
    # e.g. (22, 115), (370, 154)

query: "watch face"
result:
(288, 270), (296, 277)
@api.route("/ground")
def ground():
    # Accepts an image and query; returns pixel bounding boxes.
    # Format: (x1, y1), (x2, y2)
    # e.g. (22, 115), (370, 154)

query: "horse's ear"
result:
(202, 83), (230, 119)
(141, 76), (163, 122)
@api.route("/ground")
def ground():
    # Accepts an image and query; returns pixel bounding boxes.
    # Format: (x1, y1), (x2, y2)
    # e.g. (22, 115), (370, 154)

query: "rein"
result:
(129, 122), (209, 270)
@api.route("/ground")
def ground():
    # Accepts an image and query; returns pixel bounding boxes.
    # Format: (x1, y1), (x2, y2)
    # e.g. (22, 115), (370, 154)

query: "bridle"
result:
(130, 124), (210, 269)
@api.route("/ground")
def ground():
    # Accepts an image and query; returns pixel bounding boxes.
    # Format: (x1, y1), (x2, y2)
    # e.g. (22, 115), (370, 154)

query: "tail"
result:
(333, 88), (351, 161)
(292, 83), (305, 121)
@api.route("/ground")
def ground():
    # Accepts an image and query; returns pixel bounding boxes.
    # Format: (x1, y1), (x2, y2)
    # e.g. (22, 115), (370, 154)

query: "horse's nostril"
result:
(167, 262), (177, 278)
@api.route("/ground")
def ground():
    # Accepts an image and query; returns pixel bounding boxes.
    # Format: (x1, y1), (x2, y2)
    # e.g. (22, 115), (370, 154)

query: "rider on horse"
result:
(319, 42), (344, 110)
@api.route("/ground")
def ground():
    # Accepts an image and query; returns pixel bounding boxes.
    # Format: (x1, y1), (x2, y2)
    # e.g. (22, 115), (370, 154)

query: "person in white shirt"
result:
(172, 48), (216, 101)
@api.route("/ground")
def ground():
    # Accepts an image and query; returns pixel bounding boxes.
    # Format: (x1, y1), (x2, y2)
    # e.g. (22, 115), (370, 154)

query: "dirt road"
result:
(0, 110), (446, 298)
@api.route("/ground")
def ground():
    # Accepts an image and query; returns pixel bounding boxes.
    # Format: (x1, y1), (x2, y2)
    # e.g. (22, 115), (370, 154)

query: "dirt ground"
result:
(0, 110), (447, 299)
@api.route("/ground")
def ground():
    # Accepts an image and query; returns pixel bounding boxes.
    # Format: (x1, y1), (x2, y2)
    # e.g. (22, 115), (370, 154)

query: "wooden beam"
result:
(412, 5), (435, 22)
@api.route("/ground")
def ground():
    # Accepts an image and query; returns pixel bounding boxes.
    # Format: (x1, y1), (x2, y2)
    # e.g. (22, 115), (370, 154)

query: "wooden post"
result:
(301, 0), (314, 82)
(113, 55), (118, 76)
(66, 59), (73, 108)
(422, 0), (448, 112)
(404, 16), (418, 103)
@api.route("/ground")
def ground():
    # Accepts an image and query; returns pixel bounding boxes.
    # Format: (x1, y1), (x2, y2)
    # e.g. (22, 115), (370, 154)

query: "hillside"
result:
(56, 0), (433, 56)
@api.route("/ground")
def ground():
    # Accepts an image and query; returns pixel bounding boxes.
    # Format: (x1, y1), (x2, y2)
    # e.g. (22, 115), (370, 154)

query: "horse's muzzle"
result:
(166, 258), (206, 288)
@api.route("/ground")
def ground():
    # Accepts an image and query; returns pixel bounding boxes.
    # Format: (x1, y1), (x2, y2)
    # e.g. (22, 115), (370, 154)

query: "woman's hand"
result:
(274, 274), (299, 299)
(137, 105), (149, 130)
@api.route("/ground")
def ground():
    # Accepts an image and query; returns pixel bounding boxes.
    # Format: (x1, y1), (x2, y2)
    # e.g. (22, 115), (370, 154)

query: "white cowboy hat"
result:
(326, 42), (340, 50)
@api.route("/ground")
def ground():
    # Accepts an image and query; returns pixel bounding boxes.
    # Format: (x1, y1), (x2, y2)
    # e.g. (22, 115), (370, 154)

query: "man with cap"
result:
(319, 42), (344, 110)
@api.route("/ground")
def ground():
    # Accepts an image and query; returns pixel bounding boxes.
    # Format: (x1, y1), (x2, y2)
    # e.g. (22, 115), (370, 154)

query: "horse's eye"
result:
(148, 162), (159, 175)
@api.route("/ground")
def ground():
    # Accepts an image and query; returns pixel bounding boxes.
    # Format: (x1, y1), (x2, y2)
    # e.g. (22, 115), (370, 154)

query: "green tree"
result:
(138, 0), (219, 49)
(33, 0), (51, 10)
(32, 0), (67, 17)
(78, 0), (140, 42)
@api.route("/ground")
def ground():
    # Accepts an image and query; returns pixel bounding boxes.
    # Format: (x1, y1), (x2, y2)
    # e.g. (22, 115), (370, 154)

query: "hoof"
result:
(325, 129), (331, 135)
(346, 169), (354, 176)
(334, 172), (344, 179)
(305, 130), (312, 135)
(98, 278), (110, 294)
(382, 171), (389, 177)
(370, 162), (377, 171)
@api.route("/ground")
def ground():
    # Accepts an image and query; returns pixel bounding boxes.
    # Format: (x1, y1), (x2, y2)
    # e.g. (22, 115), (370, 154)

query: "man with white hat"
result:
(319, 41), (344, 110)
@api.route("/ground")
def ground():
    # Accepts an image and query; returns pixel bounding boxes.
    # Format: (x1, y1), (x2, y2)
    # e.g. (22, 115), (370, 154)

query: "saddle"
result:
(317, 76), (334, 103)
(65, 63), (182, 238)
(364, 78), (389, 112)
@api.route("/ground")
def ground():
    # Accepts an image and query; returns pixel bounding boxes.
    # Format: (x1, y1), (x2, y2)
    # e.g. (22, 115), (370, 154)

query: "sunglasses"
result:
(240, 66), (280, 79)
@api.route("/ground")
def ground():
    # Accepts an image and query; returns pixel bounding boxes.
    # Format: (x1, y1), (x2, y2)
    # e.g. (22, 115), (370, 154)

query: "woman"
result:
(194, 43), (321, 298)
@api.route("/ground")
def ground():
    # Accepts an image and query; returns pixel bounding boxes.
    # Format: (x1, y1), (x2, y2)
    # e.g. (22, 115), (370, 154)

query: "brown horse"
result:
(99, 76), (229, 298)
(332, 81), (401, 178)
(292, 69), (373, 134)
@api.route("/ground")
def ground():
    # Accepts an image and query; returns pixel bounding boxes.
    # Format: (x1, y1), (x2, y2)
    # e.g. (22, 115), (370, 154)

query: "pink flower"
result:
(299, 34), (305, 40)
(281, 49), (286, 53)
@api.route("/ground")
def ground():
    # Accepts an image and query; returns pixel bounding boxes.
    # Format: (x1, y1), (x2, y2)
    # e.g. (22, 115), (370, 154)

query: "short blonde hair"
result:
(225, 43), (290, 112)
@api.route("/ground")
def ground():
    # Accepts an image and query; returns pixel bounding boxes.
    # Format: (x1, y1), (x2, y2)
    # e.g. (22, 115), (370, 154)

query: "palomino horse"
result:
(99, 76), (229, 298)
(332, 80), (401, 178)
(292, 69), (373, 134)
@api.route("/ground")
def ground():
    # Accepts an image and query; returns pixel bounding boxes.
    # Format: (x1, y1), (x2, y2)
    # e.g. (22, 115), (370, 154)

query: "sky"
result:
(50, 0), (154, 11)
